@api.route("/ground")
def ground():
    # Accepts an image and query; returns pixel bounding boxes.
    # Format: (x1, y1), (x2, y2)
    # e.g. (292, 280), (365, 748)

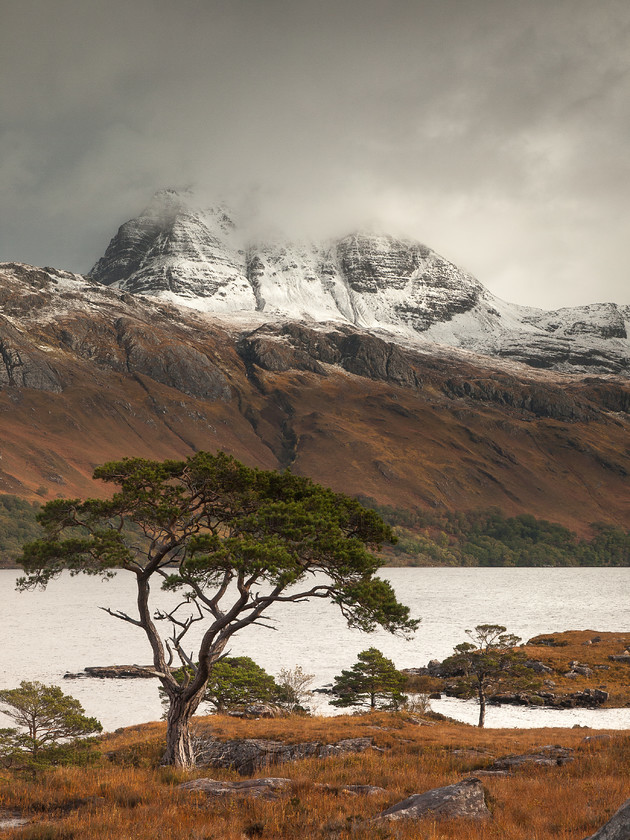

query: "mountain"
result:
(1, 260), (629, 534)
(90, 189), (630, 376)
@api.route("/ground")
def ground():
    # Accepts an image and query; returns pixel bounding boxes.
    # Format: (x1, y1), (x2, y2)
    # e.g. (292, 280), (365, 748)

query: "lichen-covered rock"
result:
(195, 737), (374, 775)
(179, 777), (293, 800)
(485, 745), (574, 772)
(376, 778), (490, 822)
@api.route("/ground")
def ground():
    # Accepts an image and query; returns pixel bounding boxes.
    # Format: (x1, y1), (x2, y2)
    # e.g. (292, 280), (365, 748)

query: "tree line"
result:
(359, 500), (630, 566)
(3, 492), (629, 569)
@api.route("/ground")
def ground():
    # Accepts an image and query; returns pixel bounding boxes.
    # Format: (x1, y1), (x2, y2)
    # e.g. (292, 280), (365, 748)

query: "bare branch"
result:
(99, 606), (142, 627)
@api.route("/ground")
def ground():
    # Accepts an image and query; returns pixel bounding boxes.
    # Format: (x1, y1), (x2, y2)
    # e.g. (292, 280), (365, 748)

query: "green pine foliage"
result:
(358, 499), (630, 567)
(0, 496), (42, 567)
(0, 681), (102, 767)
(17, 452), (416, 767)
(204, 657), (279, 712)
(441, 624), (539, 727)
(330, 647), (407, 711)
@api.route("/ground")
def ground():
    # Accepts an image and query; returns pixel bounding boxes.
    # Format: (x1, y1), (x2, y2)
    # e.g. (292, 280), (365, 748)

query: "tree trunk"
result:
(477, 684), (486, 728)
(162, 691), (202, 769)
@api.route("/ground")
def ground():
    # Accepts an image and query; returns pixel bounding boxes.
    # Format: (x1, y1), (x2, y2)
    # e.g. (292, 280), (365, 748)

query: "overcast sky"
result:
(2, 0), (629, 309)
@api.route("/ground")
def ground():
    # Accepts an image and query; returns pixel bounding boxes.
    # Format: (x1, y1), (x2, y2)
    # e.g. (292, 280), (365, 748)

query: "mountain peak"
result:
(88, 192), (630, 375)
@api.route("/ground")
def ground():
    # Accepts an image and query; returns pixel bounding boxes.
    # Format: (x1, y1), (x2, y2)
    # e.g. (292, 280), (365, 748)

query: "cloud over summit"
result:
(2, 0), (629, 308)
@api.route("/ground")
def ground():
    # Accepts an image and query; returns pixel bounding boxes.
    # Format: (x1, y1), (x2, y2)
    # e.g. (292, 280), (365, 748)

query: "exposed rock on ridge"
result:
(89, 189), (630, 377)
(1, 261), (630, 533)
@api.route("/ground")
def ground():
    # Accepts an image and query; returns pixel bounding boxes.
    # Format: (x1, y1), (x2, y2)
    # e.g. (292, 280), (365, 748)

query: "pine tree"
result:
(331, 648), (407, 710)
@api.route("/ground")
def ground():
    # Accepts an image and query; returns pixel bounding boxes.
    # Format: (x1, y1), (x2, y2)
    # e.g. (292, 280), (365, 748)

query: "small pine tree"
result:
(442, 624), (537, 727)
(331, 648), (407, 710)
(0, 681), (102, 765)
(204, 657), (279, 712)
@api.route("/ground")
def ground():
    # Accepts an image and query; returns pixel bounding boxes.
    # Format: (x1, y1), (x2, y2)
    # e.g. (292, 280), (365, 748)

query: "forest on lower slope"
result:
(358, 499), (630, 567)
(1, 493), (629, 568)
(0, 495), (42, 567)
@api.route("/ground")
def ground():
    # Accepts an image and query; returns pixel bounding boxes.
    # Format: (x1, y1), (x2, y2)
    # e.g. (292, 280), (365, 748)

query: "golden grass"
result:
(0, 712), (628, 839)
(520, 630), (630, 704)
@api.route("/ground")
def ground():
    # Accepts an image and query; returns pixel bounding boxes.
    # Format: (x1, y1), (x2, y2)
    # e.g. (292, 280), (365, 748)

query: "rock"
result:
(179, 777), (293, 800)
(583, 734), (613, 744)
(608, 655), (630, 664)
(316, 783), (387, 796)
(525, 659), (554, 674)
(196, 737), (374, 775)
(583, 796), (630, 839)
(486, 745), (574, 772)
(227, 703), (283, 719)
(376, 778), (490, 822)
(571, 689), (609, 706)
(591, 636), (602, 643)
(65, 665), (163, 679)
(427, 659), (443, 675)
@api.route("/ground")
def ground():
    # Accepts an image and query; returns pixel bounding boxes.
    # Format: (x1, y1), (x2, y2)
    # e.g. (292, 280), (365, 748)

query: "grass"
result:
(0, 711), (627, 839)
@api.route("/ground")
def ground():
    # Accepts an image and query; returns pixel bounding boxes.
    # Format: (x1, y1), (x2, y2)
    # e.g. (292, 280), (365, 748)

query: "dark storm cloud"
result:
(1, 0), (629, 308)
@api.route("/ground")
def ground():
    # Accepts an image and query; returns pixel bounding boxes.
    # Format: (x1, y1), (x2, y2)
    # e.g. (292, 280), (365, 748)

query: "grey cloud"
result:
(1, 0), (629, 308)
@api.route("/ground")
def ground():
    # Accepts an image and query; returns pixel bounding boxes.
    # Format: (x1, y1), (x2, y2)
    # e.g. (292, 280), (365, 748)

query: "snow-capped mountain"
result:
(2, 259), (629, 530)
(90, 189), (630, 376)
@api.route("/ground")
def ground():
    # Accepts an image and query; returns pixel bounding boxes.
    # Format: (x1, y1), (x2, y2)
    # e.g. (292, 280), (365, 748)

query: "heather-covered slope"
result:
(0, 261), (629, 532)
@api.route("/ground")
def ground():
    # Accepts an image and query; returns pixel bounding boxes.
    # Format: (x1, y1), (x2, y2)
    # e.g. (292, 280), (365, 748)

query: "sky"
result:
(1, 0), (629, 310)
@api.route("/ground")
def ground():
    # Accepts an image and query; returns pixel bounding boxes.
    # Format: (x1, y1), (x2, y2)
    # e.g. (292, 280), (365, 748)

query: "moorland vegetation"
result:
(0, 710), (627, 839)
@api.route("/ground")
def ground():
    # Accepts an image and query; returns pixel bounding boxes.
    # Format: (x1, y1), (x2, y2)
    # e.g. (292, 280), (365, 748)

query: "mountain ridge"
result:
(89, 189), (630, 376)
(0, 260), (629, 534)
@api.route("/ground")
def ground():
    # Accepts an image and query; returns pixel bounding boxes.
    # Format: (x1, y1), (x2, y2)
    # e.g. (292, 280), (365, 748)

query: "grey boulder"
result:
(179, 777), (293, 800)
(376, 777), (489, 822)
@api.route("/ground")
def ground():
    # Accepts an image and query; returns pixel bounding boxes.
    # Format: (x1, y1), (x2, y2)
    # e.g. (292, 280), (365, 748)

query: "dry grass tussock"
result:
(0, 712), (628, 839)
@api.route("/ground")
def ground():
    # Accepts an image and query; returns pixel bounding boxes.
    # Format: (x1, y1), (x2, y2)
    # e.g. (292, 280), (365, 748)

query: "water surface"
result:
(1, 567), (628, 731)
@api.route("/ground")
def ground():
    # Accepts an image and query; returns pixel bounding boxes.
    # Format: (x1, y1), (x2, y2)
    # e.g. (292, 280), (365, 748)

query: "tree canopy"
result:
(17, 451), (417, 767)
(442, 624), (535, 727)
(0, 681), (102, 765)
(330, 647), (407, 710)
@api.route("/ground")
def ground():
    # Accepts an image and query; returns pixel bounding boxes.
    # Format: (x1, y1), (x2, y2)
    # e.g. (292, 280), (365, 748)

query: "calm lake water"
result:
(1, 567), (628, 732)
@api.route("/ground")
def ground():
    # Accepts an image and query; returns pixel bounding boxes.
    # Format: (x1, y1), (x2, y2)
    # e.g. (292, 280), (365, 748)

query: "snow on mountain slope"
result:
(90, 190), (630, 376)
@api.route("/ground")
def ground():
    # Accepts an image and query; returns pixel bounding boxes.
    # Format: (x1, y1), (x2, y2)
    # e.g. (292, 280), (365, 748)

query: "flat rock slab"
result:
(584, 796), (630, 839)
(486, 745), (574, 772)
(196, 736), (374, 775)
(376, 778), (490, 822)
(0, 812), (29, 829)
(65, 665), (161, 679)
(316, 784), (387, 796)
(180, 777), (293, 800)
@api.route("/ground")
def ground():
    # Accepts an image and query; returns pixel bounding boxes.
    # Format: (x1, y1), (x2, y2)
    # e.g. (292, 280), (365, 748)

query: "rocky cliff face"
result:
(1, 261), (629, 532)
(89, 190), (630, 376)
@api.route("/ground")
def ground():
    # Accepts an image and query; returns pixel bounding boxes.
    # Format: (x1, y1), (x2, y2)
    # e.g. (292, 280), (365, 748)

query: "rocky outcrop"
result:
(195, 737), (374, 775)
(179, 777), (294, 800)
(490, 689), (608, 708)
(376, 778), (490, 822)
(485, 745), (574, 772)
(64, 665), (165, 679)
(115, 318), (231, 401)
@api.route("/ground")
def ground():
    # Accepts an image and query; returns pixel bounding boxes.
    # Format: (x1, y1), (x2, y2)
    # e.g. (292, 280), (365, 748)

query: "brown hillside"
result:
(1, 262), (629, 533)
